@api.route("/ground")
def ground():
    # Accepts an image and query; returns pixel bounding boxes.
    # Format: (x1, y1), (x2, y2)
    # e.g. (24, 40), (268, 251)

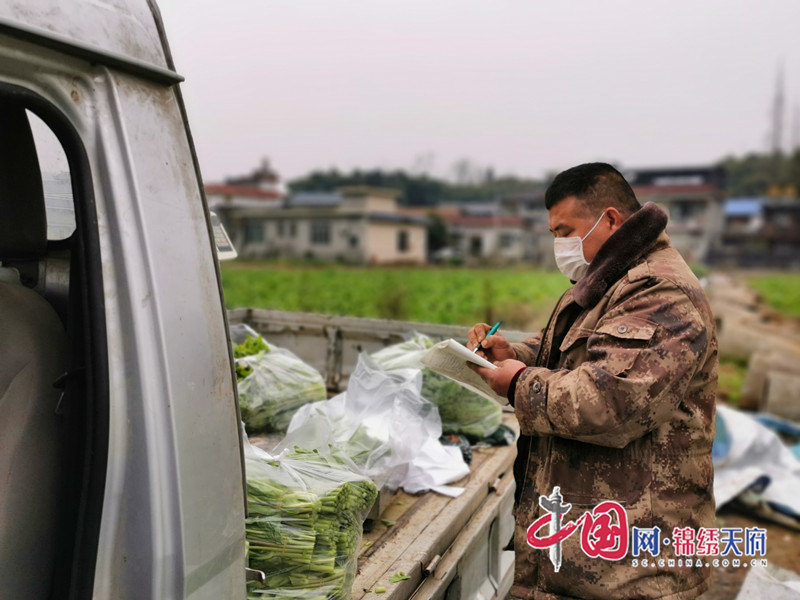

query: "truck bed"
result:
(249, 415), (517, 600)
(233, 308), (521, 600)
(355, 414), (517, 600)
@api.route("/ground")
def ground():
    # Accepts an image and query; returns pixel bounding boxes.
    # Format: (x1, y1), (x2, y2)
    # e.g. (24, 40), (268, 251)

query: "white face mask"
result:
(553, 212), (605, 282)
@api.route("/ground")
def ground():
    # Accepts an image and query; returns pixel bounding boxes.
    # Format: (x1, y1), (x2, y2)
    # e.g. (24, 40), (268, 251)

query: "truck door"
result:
(0, 85), (109, 599)
(0, 2), (247, 597)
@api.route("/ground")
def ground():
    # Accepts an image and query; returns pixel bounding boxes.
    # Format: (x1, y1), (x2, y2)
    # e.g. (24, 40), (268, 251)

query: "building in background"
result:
(497, 190), (553, 265)
(625, 166), (726, 264)
(207, 160), (800, 269)
(206, 159), (285, 252)
(761, 199), (800, 268)
(711, 197), (800, 267)
(208, 182), (428, 264)
(446, 213), (528, 262)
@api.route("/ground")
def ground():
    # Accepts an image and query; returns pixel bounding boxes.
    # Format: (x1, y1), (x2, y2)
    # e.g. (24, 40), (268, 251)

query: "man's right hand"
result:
(467, 323), (517, 362)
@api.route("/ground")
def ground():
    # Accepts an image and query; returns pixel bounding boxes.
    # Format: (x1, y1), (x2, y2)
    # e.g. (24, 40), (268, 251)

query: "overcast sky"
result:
(158, 0), (800, 184)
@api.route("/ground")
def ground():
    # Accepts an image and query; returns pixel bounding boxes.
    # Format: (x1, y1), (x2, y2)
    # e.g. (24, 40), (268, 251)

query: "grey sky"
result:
(158, 0), (800, 184)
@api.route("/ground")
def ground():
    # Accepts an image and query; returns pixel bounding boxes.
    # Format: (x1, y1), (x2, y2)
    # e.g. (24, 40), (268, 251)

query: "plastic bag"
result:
(370, 333), (503, 440)
(368, 332), (433, 370)
(232, 325), (327, 434)
(714, 404), (800, 518)
(279, 354), (469, 493)
(244, 439), (377, 600)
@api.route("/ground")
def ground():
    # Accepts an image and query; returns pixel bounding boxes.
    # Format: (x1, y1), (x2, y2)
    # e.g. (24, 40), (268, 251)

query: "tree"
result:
(426, 212), (449, 253)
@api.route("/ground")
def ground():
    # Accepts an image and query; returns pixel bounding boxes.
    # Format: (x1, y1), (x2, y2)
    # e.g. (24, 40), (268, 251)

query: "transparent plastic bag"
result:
(244, 439), (377, 600)
(232, 325), (327, 434)
(279, 355), (469, 493)
(368, 332), (433, 370)
(420, 370), (502, 440)
(370, 333), (502, 441)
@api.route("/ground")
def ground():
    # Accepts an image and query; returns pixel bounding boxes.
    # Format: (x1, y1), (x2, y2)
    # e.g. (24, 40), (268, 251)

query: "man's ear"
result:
(606, 207), (626, 232)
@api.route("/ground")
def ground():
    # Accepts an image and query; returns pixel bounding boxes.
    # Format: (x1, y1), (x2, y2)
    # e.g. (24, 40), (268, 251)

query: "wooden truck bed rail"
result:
(355, 416), (517, 600)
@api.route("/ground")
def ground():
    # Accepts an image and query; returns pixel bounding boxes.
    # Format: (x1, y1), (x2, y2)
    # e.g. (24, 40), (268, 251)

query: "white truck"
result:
(0, 2), (516, 598)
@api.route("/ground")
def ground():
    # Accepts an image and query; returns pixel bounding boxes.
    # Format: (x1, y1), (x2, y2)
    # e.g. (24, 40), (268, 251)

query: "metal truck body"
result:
(0, 2), (246, 597)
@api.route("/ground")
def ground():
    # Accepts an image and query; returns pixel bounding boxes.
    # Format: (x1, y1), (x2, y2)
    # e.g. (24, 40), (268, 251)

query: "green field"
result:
(220, 261), (570, 329)
(746, 274), (800, 319)
(221, 262), (800, 329)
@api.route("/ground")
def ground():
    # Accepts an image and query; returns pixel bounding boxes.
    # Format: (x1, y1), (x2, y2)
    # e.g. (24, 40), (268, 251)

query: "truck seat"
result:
(0, 100), (67, 599)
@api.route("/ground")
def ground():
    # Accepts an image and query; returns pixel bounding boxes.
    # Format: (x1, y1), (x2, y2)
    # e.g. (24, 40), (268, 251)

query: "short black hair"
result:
(545, 162), (641, 217)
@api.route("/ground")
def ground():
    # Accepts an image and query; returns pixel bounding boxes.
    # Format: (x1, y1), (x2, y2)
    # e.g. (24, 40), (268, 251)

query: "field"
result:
(220, 261), (570, 329)
(222, 263), (800, 328)
(746, 273), (800, 318)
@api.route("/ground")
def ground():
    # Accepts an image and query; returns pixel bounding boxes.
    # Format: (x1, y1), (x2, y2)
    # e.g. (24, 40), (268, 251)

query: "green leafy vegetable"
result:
(369, 334), (502, 439)
(236, 362), (253, 382)
(421, 369), (502, 440)
(389, 572), (410, 582)
(245, 447), (378, 600)
(235, 336), (327, 434)
(234, 334), (270, 358)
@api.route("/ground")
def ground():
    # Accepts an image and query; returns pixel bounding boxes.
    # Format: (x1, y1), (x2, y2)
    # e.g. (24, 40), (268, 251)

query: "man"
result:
(468, 163), (717, 600)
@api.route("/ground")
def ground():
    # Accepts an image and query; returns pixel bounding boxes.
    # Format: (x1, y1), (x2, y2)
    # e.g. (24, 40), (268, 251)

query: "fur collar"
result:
(572, 201), (668, 308)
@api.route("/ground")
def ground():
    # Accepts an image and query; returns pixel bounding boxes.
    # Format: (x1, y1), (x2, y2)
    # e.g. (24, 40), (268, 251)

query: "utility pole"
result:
(770, 62), (785, 156)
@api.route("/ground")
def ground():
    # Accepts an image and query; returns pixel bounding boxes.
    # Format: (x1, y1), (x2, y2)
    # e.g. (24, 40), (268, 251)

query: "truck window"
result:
(29, 111), (76, 241)
(0, 84), (108, 600)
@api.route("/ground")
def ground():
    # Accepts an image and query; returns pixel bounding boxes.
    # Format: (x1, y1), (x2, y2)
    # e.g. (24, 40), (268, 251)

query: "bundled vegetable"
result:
(234, 334), (270, 359)
(233, 329), (327, 434)
(245, 443), (378, 600)
(420, 369), (501, 440)
(370, 334), (502, 440)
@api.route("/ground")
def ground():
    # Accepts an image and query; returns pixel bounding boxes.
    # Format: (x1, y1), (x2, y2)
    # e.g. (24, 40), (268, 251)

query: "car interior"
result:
(0, 87), (108, 600)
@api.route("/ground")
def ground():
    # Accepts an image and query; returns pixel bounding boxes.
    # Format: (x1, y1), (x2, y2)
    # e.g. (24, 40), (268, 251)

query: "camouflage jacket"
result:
(509, 202), (717, 600)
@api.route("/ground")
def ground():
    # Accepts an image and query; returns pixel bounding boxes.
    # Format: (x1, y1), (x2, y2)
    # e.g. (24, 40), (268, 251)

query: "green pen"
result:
(473, 320), (503, 354)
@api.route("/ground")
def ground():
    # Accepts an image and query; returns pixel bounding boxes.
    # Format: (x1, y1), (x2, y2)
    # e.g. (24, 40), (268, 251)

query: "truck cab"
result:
(0, 1), (247, 597)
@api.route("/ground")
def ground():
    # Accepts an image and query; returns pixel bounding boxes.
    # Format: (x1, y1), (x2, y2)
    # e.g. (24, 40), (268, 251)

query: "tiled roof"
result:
(205, 184), (283, 200)
(368, 212), (429, 226)
(632, 184), (720, 196)
(724, 198), (763, 217)
(445, 215), (526, 227)
(287, 192), (342, 208)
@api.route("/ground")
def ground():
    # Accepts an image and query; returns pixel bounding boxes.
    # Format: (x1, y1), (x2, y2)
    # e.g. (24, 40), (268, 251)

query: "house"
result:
(722, 198), (764, 234)
(205, 160), (286, 252)
(625, 166), (726, 263)
(209, 183), (428, 264)
(405, 201), (533, 264)
(446, 214), (528, 262)
(497, 190), (554, 266)
(707, 198), (766, 266)
(761, 199), (800, 267)
(708, 197), (800, 268)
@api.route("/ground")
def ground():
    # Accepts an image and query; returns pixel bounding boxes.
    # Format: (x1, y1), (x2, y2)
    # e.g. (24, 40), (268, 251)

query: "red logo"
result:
(527, 487), (629, 569)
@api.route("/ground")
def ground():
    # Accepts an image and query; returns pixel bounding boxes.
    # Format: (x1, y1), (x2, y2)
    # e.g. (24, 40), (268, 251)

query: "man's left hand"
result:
(468, 359), (527, 397)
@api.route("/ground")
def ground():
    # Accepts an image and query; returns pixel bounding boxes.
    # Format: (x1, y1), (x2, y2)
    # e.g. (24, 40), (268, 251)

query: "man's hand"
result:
(468, 359), (527, 397)
(467, 323), (517, 362)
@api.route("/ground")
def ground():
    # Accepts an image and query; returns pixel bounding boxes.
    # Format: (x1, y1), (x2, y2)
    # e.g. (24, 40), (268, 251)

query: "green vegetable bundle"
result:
(235, 335), (270, 359)
(421, 368), (502, 440)
(246, 446), (378, 600)
(234, 335), (327, 434)
(370, 334), (502, 440)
